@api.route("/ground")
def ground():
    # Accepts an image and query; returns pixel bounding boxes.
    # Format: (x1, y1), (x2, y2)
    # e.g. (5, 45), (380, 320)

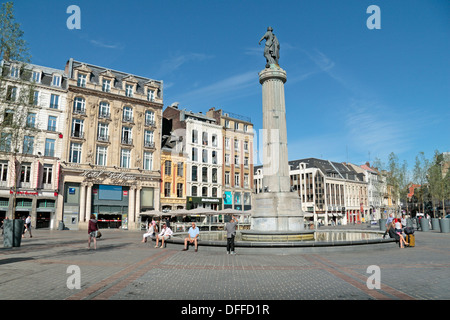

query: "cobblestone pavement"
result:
(1, 226), (449, 302)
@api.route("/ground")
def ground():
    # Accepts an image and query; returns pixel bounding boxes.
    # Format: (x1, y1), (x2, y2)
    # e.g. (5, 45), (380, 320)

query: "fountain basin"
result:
(162, 229), (396, 253)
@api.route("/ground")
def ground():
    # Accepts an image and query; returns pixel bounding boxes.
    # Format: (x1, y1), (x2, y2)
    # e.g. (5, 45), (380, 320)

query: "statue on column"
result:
(259, 26), (280, 68)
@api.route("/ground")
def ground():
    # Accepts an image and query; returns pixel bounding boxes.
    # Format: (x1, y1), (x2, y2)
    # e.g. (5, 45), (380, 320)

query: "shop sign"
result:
(10, 190), (38, 196)
(80, 169), (136, 181)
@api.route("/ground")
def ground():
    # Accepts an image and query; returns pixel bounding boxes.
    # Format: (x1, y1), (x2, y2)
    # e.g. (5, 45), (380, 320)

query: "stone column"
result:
(135, 186), (141, 221)
(86, 183), (92, 220)
(128, 186), (136, 229)
(252, 66), (305, 232)
(79, 183), (86, 223)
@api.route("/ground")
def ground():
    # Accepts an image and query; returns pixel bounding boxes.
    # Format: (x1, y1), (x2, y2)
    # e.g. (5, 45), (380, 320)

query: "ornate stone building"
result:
(57, 59), (163, 230)
(0, 60), (67, 229)
(206, 108), (254, 212)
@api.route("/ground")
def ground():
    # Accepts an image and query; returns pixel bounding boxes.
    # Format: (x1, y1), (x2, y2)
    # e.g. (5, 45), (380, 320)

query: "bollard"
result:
(439, 219), (449, 233)
(379, 219), (387, 231)
(420, 218), (430, 232)
(3, 219), (25, 248)
(431, 218), (440, 231)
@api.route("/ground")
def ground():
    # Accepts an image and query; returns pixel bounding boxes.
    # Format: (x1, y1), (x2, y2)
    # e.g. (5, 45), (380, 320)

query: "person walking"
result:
(24, 215), (32, 238)
(226, 215), (238, 255)
(88, 214), (99, 250)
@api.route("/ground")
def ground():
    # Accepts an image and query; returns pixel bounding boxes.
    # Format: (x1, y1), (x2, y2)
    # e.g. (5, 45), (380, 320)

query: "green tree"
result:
(412, 151), (430, 212)
(0, 1), (30, 62)
(427, 150), (450, 218)
(386, 152), (409, 215)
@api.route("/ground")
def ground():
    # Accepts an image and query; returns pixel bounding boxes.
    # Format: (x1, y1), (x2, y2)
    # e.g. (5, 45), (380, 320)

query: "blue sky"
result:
(13, 0), (449, 175)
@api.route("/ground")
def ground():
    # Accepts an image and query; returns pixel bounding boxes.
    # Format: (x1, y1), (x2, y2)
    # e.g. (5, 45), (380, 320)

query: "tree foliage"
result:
(0, 1), (30, 62)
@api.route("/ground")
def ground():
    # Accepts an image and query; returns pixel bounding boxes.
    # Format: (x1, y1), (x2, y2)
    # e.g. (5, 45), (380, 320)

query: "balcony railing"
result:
(71, 131), (84, 139)
(122, 137), (133, 145)
(144, 141), (155, 148)
(97, 135), (109, 142)
(98, 112), (111, 119)
(73, 108), (86, 115)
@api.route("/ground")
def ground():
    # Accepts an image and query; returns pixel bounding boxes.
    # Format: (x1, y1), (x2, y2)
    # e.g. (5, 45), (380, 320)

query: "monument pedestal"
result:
(252, 192), (304, 232)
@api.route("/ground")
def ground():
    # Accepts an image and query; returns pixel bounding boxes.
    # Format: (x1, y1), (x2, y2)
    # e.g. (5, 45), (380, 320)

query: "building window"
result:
(33, 91), (39, 106)
(10, 66), (20, 78)
(244, 124), (248, 132)
(23, 136), (34, 154)
(0, 133), (11, 152)
(97, 123), (109, 141)
(143, 152), (153, 170)
(212, 187), (217, 198)
(202, 187), (208, 197)
(192, 130), (198, 144)
(234, 138), (239, 151)
(191, 147), (198, 162)
(177, 183), (183, 198)
(164, 182), (171, 197)
(234, 155), (239, 166)
(202, 149), (208, 163)
(102, 79), (111, 92)
(32, 71), (41, 83)
(44, 139), (55, 157)
(125, 84), (133, 97)
(212, 134), (217, 147)
(47, 116), (57, 132)
(244, 156), (249, 167)
(20, 163), (32, 184)
(244, 141), (249, 151)
(202, 167), (208, 182)
(192, 166), (198, 182)
(191, 186), (197, 197)
(77, 73), (87, 87)
(42, 165), (53, 186)
(96, 146), (107, 166)
(50, 94), (59, 109)
(122, 127), (132, 145)
(69, 143), (82, 163)
(144, 130), (154, 148)
(0, 162), (8, 185)
(234, 122), (239, 130)
(202, 132), (208, 146)
(99, 102), (110, 118)
(6, 86), (17, 101)
(147, 89), (154, 101)
(212, 168), (218, 183)
(225, 172), (230, 186)
(52, 75), (61, 87)
(234, 173), (240, 187)
(123, 106), (133, 122)
(164, 160), (172, 175)
(225, 120), (230, 128)
(73, 97), (86, 114)
(145, 110), (155, 126)
(212, 151), (217, 164)
(225, 137), (230, 150)
(177, 162), (183, 177)
(120, 149), (131, 168)
(26, 113), (36, 128)
(72, 119), (84, 138)
(244, 174), (249, 188)
(225, 153), (230, 165)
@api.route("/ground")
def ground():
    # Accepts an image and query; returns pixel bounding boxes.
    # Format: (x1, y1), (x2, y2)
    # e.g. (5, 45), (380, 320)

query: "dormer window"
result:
(102, 79), (111, 92)
(10, 66), (20, 78)
(52, 75), (61, 87)
(77, 73), (87, 87)
(32, 71), (41, 83)
(125, 84), (133, 97)
(147, 89), (154, 101)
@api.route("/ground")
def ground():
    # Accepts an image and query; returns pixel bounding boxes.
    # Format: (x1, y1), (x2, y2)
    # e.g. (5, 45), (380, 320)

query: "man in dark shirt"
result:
(226, 216), (238, 255)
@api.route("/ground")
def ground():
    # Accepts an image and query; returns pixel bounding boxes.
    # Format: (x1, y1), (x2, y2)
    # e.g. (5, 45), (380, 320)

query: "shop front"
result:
(186, 196), (222, 211)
